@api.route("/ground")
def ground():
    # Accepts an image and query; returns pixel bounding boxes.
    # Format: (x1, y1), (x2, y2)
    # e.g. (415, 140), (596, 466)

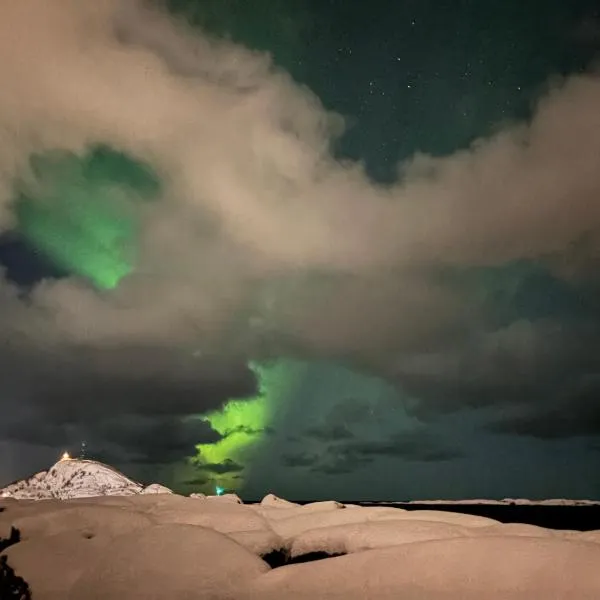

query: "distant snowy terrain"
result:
(0, 457), (166, 500)
(1, 460), (600, 598)
(397, 498), (600, 507)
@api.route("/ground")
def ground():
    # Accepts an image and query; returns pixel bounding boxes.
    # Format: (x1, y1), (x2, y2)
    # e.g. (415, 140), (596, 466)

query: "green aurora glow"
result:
(11, 144), (289, 492)
(194, 360), (307, 492)
(9, 2), (315, 489)
(194, 362), (271, 491)
(15, 146), (160, 290)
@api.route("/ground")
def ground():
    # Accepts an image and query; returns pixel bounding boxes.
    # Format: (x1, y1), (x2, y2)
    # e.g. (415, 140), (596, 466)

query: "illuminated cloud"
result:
(0, 0), (600, 497)
(0, 0), (600, 358)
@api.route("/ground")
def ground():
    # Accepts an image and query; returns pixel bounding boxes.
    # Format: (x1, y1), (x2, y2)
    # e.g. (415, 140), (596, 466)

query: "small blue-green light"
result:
(215, 486), (225, 496)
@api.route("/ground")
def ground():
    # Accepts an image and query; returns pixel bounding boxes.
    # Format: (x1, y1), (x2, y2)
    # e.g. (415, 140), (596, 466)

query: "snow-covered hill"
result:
(0, 457), (169, 500)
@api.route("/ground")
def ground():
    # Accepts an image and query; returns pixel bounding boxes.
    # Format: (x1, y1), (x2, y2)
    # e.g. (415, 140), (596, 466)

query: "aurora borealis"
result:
(15, 147), (160, 290)
(1, 0), (600, 501)
(195, 363), (270, 492)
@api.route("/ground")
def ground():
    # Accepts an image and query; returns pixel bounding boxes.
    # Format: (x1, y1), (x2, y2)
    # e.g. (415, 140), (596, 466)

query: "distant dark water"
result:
(262, 502), (600, 532)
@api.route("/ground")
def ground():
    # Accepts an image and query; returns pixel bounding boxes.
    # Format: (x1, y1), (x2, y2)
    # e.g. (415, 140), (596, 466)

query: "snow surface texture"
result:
(0, 459), (145, 499)
(1, 460), (600, 599)
(394, 498), (600, 506)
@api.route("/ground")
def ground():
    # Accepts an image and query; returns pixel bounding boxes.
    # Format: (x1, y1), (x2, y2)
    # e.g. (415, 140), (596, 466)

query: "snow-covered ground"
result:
(1, 459), (600, 598)
(394, 498), (600, 506)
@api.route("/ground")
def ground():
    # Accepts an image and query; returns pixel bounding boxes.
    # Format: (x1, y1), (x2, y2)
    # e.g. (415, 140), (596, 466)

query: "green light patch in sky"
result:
(194, 360), (305, 492)
(196, 394), (268, 491)
(14, 146), (160, 289)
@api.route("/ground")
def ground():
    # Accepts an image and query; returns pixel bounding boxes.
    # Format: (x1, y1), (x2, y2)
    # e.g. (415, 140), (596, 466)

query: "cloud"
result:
(0, 309), (254, 480)
(0, 0), (600, 355)
(487, 374), (600, 439)
(388, 315), (600, 439)
(312, 454), (367, 476)
(1, 0), (600, 482)
(302, 396), (389, 442)
(281, 452), (318, 468)
(0, 409), (222, 468)
(183, 475), (210, 487)
(308, 430), (462, 475)
(0, 328), (257, 425)
(222, 425), (274, 438)
(92, 416), (221, 464)
(345, 432), (463, 463)
(306, 424), (354, 441)
(196, 459), (244, 475)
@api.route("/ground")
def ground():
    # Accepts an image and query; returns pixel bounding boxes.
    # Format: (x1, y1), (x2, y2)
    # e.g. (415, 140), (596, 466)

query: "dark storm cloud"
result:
(306, 423), (353, 441)
(196, 459), (244, 475)
(281, 452), (318, 468)
(0, 332), (256, 477)
(303, 396), (381, 442)
(309, 431), (462, 476)
(326, 397), (378, 424)
(91, 416), (221, 465)
(344, 432), (464, 463)
(0, 412), (222, 466)
(391, 317), (600, 432)
(312, 455), (365, 476)
(487, 374), (600, 440)
(222, 425), (275, 438)
(1, 420), (70, 450)
(183, 475), (210, 487)
(311, 443), (372, 475)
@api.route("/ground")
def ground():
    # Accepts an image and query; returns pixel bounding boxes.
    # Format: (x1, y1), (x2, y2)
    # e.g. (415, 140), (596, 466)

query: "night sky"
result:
(1, 0), (600, 500)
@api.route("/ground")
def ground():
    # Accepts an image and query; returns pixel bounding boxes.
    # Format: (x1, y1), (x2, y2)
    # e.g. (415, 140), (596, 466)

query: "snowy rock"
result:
(269, 506), (412, 541)
(139, 494), (270, 533)
(67, 524), (270, 600)
(473, 522), (557, 538)
(206, 492), (243, 504)
(227, 529), (286, 556)
(238, 536), (600, 600)
(411, 498), (600, 506)
(140, 483), (173, 495)
(1, 471), (48, 499)
(578, 530), (600, 544)
(290, 519), (474, 557)
(0, 459), (142, 500)
(260, 494), (300, 508)
(2, 531), (110, 600)
(10, 504), (152, 541)
(503, 498), (600, 506)
(253, 506), (307, 521)
(302, 500), (344, 511)
(386, 509), (499, 528)
(254, 499), (355, 523)
(2, 486), (600, 600)
(0, 499), (66, 538)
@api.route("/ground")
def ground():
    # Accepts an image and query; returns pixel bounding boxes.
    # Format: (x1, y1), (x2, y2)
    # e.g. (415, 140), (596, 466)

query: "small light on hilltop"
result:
(60, 452), (72, 461)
